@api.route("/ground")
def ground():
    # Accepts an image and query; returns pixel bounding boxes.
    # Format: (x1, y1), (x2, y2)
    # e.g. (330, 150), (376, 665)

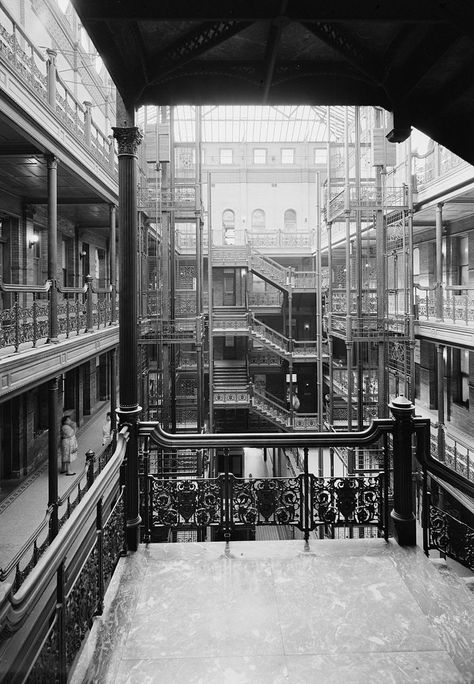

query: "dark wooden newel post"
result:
(113, 102), (143, 552)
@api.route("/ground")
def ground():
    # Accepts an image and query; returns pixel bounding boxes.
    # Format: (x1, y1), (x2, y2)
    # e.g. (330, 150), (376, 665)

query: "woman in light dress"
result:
(60, 415), (78, 475)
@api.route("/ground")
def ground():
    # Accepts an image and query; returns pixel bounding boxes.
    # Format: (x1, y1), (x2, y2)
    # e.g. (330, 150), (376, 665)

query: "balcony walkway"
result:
(0, 402), (111, 569)
(71, 538), (474, 684)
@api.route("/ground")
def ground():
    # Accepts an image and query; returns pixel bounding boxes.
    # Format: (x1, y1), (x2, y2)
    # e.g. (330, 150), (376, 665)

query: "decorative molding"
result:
(0, 326), (119, 399)
(112, 127), (143, 156)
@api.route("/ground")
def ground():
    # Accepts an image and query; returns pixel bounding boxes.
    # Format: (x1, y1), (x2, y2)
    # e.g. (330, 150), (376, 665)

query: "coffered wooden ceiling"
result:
(71, 1), (474, 163)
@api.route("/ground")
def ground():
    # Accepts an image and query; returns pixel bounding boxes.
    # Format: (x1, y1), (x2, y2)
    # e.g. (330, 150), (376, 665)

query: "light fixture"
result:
(79, 250), (87, 258)
(29, 233), (39, 248)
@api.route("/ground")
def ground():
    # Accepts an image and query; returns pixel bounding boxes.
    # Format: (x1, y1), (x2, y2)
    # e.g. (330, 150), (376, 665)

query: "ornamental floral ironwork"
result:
(429, 505), (474, 570)
(312, 476), (382, 527)
(148, 473), (384, 537)
(102, 492), (125, 588)
(232, 476), (303, 528)
(65, 544), (100, 668)
(151, 477), (222, 528)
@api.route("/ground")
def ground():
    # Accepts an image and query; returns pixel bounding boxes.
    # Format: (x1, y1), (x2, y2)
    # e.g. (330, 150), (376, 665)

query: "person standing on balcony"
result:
(60, 415), (77, 476)
(102, 412), (112, 446)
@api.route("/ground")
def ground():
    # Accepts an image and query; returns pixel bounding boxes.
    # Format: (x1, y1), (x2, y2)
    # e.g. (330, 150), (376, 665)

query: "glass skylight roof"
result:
(140, 105), (351, 143)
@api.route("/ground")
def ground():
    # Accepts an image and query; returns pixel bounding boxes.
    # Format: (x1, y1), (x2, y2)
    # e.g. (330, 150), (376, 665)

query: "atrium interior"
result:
(0, 1), (473, 682)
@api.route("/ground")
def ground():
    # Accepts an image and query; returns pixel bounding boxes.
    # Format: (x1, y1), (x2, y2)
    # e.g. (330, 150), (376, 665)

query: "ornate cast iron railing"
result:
(246, 229), (316, 250)
(415, 283), (474, 326)
(145, 470), (386, 541)
(0, 428), (129, 682)
(421, 439), (474, 572)
(0, 443), (116, 592)
(0, 4), (115, 175)
(0, 278), (117, 353)
(427, 501), (474, 571)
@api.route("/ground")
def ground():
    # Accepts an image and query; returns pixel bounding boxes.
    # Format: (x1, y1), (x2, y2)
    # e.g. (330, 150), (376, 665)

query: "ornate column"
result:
(389, 396), (416, 546)
(48, 376), (59, 539)
(112, 116), (143, 552)
(46, 49), (57, 108)
(436, 343), (445, 460)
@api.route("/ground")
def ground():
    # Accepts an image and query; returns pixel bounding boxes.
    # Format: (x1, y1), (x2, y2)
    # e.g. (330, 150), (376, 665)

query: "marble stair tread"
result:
(71, 539), (474, 684)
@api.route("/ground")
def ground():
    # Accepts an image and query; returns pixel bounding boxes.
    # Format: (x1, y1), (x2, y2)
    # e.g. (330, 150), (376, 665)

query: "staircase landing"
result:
(72, 539), (474, 683)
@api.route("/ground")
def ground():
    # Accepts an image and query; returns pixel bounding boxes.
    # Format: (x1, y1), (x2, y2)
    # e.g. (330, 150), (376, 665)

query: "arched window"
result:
(284, 209), (297, 231)
(251, 209), (265, 229)
(222, 209), (235, 245)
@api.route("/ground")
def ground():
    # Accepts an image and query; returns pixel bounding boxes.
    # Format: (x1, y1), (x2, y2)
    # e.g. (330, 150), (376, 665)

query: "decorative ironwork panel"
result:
(150, 477), (223, 528)
(311, 475), (382, 527)
(178, 264), (196, 288)
(231, 476), (304, 529)
(248, 292), (283, 307)
(294, 414), (320, 430)
(65, 544), (100, 668)
(214, 390), (250, 405)
(386, 214), (407, 250)
(177, 376), (197, 396)
(250, 253), (288, 288)
(26, 618), (60, 684)
(249, 349), (282, 366)
(176, 292), (196, 315)
(252, 392), (289, 427)
(429, 505), (474, 570)
(102, 492), (125, 588)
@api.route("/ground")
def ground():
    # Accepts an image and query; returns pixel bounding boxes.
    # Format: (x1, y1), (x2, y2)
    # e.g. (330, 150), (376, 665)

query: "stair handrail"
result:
(253, 386), (287, 411)
(250, 314), (289, 352)
(250, 246), (289, 274)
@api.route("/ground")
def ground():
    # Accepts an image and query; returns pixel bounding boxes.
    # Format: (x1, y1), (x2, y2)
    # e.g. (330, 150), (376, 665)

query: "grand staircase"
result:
(213, 360), (249, 408)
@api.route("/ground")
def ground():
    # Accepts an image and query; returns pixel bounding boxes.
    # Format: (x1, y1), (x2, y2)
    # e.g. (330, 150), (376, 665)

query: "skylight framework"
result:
(139, 105), (352, 144)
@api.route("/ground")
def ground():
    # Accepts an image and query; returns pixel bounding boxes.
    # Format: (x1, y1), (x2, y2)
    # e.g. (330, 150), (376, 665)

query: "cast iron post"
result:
(389, 395), (416, 546)
(48, 376), (59, 540)
(113, 102), (143, 552)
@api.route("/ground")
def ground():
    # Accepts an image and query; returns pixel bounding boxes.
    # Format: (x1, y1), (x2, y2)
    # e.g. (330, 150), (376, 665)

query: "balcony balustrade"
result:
(0, 441), (116, 591)
(331, 368), (379, 403)
(146, 471), (385, 540)
(413, 144), (466, 188)
(248, 291), (283, 308)
(331, 289), (378, 315)
(246, 229), (316, 250)
(430, 431), (473, 484)
(326, 184), (408, 222)
(0, 5), (115, 175)
(415, 284), (474, 326)
(0, 278), (117, 354)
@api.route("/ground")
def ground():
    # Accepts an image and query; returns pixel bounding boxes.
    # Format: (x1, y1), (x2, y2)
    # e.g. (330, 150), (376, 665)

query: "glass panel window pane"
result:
(253, 148), (267, 164)
(281, 148), (294, 164)
(314, 147), (327, 164)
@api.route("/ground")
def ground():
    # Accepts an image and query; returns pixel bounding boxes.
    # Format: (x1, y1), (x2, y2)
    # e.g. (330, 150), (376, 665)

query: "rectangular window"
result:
(281, 148), (294, 164)
(220, 148), (233, 164)
(314, 148), (327, 165)
(253, 148), (267, 164)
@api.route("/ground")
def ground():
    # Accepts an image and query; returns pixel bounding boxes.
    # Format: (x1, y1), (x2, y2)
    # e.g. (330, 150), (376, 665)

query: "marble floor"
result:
(71, 539), (474, 684)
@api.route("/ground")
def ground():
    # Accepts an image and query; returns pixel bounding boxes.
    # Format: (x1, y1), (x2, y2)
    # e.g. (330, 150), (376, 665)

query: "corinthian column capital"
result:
(112, 126), (143, 156)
